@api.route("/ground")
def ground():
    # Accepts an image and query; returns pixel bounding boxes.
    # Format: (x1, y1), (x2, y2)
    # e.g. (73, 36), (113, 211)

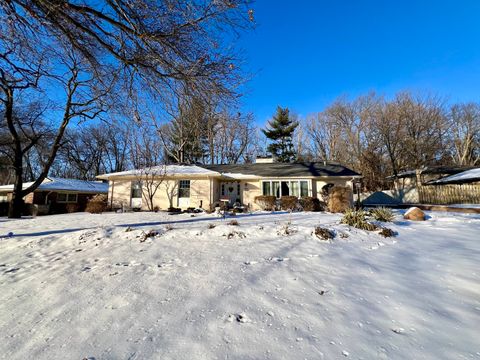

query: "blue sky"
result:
(239, 1), (480, 124)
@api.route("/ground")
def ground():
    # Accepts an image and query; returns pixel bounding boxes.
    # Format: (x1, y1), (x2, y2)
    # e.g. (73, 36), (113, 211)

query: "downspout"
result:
(110, 179), (115, 209)
(45, 191), (53, 205)
(209, 177), (213, 211)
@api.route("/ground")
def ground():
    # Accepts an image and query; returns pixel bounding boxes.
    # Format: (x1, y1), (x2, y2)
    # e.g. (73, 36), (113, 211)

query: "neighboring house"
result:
(387, 166), (477, 204)
(378, 165), (480, 205)
(96, 159), (361, 211)
(0, 177), (108, 216)
(427, 168), (480, 185)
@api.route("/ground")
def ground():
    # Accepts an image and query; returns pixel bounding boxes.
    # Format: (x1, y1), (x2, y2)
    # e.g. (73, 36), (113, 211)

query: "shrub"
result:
(140, 229), (158, 242)
(300, 197), (323, 211)
(278, 221), (296, 235)
(66, 203), (80, 213)
(228, 220), (239, 226)
(370, 207), (395, 222)
(85, 194), (107, 214)
(167, 207), (182, 213)
(153, 205), (160, 213)
(341, 209), (378, 231)
(314, 227), (335, 240)
(341, 208), (368, 226)
(280, 196), (299, 210)
(254, 195), (276, 211)
(327, 186), (353, 213)
(379, 227), (395, 237)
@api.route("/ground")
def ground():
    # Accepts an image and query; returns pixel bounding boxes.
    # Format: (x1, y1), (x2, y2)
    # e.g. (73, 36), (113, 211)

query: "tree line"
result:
(5, 91), (478, 194)
(297, 92), (480, 189)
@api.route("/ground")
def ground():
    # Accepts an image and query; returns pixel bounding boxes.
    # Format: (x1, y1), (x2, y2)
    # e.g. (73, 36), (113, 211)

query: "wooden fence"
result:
(418, 184), (480, 204)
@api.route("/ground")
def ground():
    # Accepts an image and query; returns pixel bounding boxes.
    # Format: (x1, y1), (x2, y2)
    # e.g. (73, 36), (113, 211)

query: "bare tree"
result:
(1, 45), (111, 217)
(136, 166), (167, 212)
(448, 103), (480, 166)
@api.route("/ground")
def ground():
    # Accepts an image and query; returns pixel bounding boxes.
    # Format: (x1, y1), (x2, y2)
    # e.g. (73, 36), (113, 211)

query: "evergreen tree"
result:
(262, 107), (299, 162)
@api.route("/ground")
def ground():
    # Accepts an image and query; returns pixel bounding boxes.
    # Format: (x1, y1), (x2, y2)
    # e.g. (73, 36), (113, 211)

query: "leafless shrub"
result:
(66, 203), (79, 213)
(299, 197), (324, 211)
(228, 220), (239, 226)
(327, 186), (353, 213)
(314, 227), (335, 240)
(379, 227), (396, 237)
(280, 196), (299, 211)
(86, 194), (108, 214)
(254, 196), (276, 211)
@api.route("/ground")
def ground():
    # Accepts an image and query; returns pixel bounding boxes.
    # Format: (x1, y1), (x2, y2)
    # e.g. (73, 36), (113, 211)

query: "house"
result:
(0, 177), (108, 216)
(96, 159), (361, 211)
(426, 168), (480, 185)
(386, 165), (477, 204)
(381, 165), (480, 205)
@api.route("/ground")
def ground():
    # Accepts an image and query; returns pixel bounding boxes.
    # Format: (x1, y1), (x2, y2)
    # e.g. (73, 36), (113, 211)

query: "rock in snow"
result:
(404, 207), (426, 221)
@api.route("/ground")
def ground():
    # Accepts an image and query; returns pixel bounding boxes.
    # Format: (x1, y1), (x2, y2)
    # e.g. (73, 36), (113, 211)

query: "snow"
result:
(97, 164), (220, 179)
(431, 168), (480, 184)
(1, 210), (479, 359)
(0, 177), (108, 193)
(220, 172), (261, 180)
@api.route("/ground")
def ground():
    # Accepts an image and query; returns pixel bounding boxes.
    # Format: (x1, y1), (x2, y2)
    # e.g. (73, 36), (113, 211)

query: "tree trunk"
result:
(8, 168), (24, 218)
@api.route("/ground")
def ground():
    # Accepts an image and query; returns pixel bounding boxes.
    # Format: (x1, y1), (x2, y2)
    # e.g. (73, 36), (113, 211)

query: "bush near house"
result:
(254, 195), (277, 211)
(300, 197), (324, 211)
(280, 196), (298, 210)
(327, 186), (353, 213)
(66, 203), (80, 213)
(86, 194), (107, 214)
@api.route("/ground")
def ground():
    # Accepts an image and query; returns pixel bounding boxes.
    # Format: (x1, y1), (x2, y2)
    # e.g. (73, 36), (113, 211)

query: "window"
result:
(291, 181), (299, 197)
(300, 181), (309, 197)
(57, 193), (78, 203)
(178, 180), (190, 198)
(237, 183), (241, 196)
(131, 181), (142, 199)
(221, 184), (225, 196)
(262, 181), (271, 196)
(262, 180), (310, 198)
(273, 181), (280, 198)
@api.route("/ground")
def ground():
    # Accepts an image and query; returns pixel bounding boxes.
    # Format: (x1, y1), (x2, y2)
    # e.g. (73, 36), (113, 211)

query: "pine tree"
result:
(262, 107), (299, 162)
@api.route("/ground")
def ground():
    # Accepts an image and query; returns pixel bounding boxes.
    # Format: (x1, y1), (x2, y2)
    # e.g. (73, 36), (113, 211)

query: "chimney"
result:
(255, 156), (275, 164)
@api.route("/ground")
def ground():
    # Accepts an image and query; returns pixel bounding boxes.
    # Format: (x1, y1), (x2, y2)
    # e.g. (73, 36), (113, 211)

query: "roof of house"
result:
(202, 162), (360, 178)
(0, 177), (108, 193)
(96, 164), (220, 180)
(427, 168), (480, 185)
(97, 162), (360, 180)
(389, 165), (476, 179)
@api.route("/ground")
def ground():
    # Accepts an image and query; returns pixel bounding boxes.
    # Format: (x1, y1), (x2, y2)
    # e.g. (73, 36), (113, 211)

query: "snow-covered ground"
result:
(0, 210), (479, 359)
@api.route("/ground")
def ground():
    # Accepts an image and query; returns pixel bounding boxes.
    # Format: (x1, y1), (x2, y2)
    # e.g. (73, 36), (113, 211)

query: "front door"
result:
(177, 180), (191, 209)
(221, 182), (240, 206)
